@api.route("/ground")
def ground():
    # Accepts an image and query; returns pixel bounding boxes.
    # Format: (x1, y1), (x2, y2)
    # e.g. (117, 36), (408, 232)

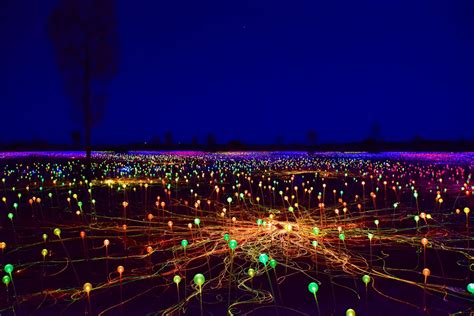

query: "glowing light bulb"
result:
(259, 253), (269, 266)
(422, 268), (430, 278)
(53, 228), (61, 237)
(4, 264), (13, 274)
(346, 308), (356, 316)
(229, 239), (238, 251)
(308, 282), (319, 294)
(83, 282), (92, 294)
(362, 275), (370, 285)
(467, 283), (474, 295)
(193, 273), (205, 286)
(421, 238), (428, 246)
(269, 259), (277, 269)
(2, 275), (10, 286)
(248, 268), (255, 278)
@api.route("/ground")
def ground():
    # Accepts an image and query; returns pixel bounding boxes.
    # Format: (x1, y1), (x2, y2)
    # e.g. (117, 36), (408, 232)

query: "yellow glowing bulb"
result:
(83, 282), (92, 293)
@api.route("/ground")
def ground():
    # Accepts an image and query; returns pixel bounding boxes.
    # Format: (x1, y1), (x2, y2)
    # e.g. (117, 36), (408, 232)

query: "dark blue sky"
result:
(2, 0), (474, 145)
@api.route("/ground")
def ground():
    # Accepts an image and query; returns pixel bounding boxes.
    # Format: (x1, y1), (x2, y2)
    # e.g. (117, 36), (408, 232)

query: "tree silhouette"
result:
(306, 130), (318, 147)
(207, 133), (216, 150)
(191, 135), (199, 147)
(164, 131), (173, 146)
(48, 0), (119, 162)
(369, 121), (382, 142)
(275, 135), (284, 147)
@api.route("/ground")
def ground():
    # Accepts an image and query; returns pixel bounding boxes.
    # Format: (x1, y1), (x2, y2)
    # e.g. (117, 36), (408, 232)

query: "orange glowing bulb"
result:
(422, 268), (430, 277)
(421, 238), (428, 246)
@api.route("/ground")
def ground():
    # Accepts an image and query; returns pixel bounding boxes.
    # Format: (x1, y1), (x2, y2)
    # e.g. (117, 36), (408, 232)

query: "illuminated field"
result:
(0, 152), (473, 315)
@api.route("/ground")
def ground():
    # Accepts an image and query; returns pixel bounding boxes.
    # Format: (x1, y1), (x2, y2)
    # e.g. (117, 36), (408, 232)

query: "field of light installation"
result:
(0, 151), (473, 316)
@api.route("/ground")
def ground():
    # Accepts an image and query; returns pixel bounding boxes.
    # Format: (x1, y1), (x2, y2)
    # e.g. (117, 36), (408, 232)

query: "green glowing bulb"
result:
(229, 239), (238, 251)
(467, 283), (474, 295)
(374, 219), (379, 226)
(339, 233), (345, 241)
(288, 206), (294, 212)
(194, 218), (200, 226)
(312, 227), (320, 235)
(7, 213), (13, 220)
(259, 253), (269, 265)
(13, 203), (18, 209)
(362, 275), (371, 285)
(42, 233), (48, 241)
(78, 201), (83, 208)
(368, 233), (374, 240)
(53, 228), (61, 237)
(181, 239), (188, 248)
(48, 192), (53, 198)
(346, 308), (356, 316)
(308, 282), (319, 294)
(41, 249), (48, 257)
(173, 275), (181, 284)
(2, 275), (10, 286)
(4, 264), (13, 274)
(248, 268), (255, 278)
(312, 240), (318, 247)
(223, 233), (230, 241)
(227, 197), (232, 203)
(193, 273), (205, 286)
(269, 259), (277, 269)
(257, 219), (263, 226)
(414, 215), (420, 223)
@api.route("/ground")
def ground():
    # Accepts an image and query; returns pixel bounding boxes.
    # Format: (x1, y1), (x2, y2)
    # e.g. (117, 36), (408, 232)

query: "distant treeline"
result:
(1, 139), (474, 153)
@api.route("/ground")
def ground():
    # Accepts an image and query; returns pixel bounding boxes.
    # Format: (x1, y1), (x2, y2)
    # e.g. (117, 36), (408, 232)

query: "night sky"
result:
(2, 0), (474, 146)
